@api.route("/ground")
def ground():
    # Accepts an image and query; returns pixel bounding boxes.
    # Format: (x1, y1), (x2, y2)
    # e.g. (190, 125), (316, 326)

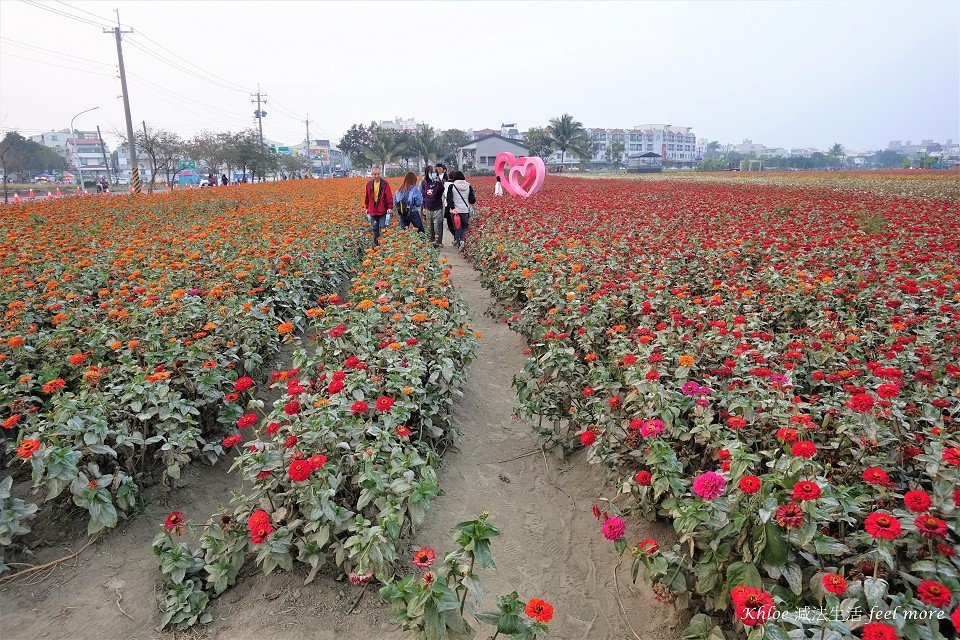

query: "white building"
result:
(577, 124), (697, 168)
(379, 117), (418, 132)
(30, 129), (71, 156)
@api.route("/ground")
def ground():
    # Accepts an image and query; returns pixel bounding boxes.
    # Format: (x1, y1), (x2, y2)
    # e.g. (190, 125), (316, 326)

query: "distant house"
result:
(626, 151), (663, 173)
(457, 134), (529, 171)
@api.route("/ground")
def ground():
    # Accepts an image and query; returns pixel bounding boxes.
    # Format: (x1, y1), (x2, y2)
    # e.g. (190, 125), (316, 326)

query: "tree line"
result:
(335, 114), (608, 172)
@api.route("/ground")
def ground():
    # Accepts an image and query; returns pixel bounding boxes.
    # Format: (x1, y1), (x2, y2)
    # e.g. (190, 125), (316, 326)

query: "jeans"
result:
(400, 211), (425, 232)
(369, 214), (388, 244)
(453, 211), (470, 244)
(427, 209), (444, 244)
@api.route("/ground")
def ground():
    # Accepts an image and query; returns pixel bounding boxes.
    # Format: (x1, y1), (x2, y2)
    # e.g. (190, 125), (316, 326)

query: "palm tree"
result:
(409, 126), (443, 169)
(547, 113), (589, 170)
(362, 125), (404, 171)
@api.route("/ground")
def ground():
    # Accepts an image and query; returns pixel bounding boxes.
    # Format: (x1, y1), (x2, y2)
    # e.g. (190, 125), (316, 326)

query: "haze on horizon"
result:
(0, 0), (957, 152)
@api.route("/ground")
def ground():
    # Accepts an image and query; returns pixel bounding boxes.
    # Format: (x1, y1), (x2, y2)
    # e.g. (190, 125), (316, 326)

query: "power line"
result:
(19, 0), (107, 28)
(0, 50), (116, 76)
(0, 36), (116, 69)
(53, 0), (116, 26)
(127, 80), (252, 126)
(126, 72), (249, 117)
(124, 37), (249, 94)
(131, 30), (249, 93)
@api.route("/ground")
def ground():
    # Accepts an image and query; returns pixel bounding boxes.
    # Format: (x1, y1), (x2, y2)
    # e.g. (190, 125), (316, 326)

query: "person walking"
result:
(420, 165), (445, 246)
(221, 173), (228, 186)
(364, 166), (393, 245)
(494, 175), (504, 196)
(395, 171), (425, 232)
(444, 170), (476, 250)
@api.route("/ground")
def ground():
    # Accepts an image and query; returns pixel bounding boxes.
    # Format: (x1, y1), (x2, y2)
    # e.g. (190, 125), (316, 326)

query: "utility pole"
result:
(251, 84), (267, 150)
(104, 11), (141, 193)
(142, 121), (155, 192)
(304, 113), (311, 178)
(96, 125), (112, 186)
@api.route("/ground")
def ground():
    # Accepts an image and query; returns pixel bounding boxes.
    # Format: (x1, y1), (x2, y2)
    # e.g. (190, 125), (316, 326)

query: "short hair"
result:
(450, 170), (465, 181)
(423, 164), (434, 180)
(435, 163), (447, 171)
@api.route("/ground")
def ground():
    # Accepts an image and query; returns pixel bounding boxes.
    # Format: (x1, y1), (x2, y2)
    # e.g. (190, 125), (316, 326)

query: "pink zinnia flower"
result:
(640, 419), (665, 438)
(601, 516), (626, 541)
(692, 471), (726, 501)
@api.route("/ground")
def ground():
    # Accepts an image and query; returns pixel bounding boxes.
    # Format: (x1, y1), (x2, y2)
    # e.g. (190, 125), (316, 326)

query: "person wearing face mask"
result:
(420, 164), (446, 247)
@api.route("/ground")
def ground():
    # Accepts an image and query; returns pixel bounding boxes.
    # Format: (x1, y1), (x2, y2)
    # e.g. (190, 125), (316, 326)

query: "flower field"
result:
(153, 229), (479, 628)
(0, 181), (422, 567)
(466, 172), (960, 640)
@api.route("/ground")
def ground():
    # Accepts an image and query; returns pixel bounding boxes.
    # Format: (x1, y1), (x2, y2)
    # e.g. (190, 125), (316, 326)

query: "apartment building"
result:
(582, 124), (698, 167)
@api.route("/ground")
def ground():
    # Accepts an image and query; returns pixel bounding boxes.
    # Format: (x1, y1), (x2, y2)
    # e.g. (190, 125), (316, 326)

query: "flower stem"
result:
(459, 556), (475, 614)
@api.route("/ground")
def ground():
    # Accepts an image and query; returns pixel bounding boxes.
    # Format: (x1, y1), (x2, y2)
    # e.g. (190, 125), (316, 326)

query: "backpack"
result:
(395, 189), (411, 219)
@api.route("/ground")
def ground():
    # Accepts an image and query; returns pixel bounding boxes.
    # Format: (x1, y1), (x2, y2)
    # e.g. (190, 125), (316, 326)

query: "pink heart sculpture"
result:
(494, 152), (546, 198)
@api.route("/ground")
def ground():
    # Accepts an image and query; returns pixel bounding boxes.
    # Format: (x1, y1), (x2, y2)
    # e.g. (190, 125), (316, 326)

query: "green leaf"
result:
(761, 523), (788, 566)
(764, 624), (792, 640)
(726, 561), (762, 589)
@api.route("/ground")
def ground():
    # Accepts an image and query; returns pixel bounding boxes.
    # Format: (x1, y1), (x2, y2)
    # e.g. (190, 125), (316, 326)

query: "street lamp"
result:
(70, 106), (99, 190)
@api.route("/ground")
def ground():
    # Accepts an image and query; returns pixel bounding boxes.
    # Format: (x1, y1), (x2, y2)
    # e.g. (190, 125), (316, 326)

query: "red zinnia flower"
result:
(792, 480), (821, 502)
(861, 622), (898, 640)
(580, 429), (596, 446)
(776, 427), (798, 443)
(222, 434), (242, 448)
(822, 573), (847, 595)
(915, 514), (948, 539)
(284, 400), (301, 415)
(16, 438), (41, 459)
(943, 447), (960, 467)
(862, 467), (891, 486)
(524, 598), (554, 623)
(846, 393), (875, 412)
(775, 503), (805, 529)
(376, 396), (394, 412)
(635, 470), (652, 486)
(288, 458), (311, 482)
(237, 413), (257, 429)
(2, 414), (21, 429)
(730, 586), (775, 627)
(917, 580), (952, 609)
(864, 512), (902, 539)
(351, 400), (368, 414)
(791, 441), (817, 458)
(308, 453), (327, 470)
(638, 537), (659, 554)
(395, 425), (412, 437)
(163, 510), (185, 533)
(246, 509), (273, 544)
(739, 475), (761, 494)
(877, 384), (900, 399)
(234, 376), (254, 392)
(903, 489), (932, 513)
(266, 422), (280, 435)
(411, 547), (436, 568)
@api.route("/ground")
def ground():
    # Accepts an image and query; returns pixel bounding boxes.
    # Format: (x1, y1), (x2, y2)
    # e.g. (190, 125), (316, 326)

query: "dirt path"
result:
(1, 240), (681, 640)
(409, 245), (683, 640)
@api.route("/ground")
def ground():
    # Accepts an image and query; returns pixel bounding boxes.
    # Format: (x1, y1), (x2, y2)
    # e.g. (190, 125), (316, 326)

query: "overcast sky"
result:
(1, 0), (957, 151)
